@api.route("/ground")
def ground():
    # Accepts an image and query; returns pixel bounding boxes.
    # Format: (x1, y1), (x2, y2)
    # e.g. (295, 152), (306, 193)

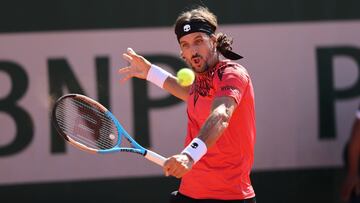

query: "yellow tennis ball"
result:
(177, 68), (195, 86)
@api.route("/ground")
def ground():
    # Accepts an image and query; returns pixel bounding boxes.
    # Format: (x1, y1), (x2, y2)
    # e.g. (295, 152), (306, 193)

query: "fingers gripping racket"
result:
(52, 94), (166, 166)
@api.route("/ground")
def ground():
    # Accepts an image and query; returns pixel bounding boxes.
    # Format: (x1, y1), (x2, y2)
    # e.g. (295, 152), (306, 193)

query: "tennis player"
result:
(119, 6), (256, 203)
(341, 103), (360, 203)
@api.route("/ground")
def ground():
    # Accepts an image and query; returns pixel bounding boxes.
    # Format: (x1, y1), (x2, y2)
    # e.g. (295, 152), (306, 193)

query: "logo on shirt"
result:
(191, 142), (199, 149)
(221, 85), (240, 95)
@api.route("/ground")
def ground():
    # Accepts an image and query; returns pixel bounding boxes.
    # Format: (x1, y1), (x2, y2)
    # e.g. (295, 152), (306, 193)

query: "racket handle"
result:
(145, 150), (166, 166)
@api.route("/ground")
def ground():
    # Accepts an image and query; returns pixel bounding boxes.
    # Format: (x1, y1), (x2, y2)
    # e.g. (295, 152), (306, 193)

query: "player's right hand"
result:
(163, 154), (194, 179)
(118, 48), (151, 83)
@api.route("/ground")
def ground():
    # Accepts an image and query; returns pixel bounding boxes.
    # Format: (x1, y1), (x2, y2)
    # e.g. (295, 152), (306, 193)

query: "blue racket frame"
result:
(98, 111), (147, 156)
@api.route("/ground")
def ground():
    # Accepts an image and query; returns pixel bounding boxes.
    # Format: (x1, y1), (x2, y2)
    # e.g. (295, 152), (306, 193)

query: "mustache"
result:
(191, 54), (202, 60)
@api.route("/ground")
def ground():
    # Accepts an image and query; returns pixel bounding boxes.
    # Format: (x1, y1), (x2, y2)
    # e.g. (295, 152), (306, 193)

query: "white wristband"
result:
(181, 138), (207, 164)
(356, 110), (360, 119)
(146, 64), (171, 88)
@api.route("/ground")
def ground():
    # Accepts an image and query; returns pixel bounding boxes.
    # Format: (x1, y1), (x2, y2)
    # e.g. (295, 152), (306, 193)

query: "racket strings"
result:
(56, 118), (116, 150)
(63, 99), (115, 126)
(57, 104), (114, 149)
(55, 99), (119, 150)
(56, 102), (116, 133)
(56, 104), (115, 132)
(56, 105), (116, 150)
(56, 112), (116, 150)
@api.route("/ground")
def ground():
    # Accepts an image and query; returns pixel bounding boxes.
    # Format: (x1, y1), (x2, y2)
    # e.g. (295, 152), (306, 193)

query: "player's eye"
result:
(181, 43), (190, 49)
(194, 38), (203, 45)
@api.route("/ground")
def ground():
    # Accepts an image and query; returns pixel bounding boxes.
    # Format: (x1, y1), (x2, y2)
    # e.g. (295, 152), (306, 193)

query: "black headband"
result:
(175, 20), (215, 41)
(175, 20), (243, 60)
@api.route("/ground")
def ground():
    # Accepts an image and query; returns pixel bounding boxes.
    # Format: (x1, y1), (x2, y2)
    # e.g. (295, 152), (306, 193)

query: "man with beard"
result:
(119, 6), (256, 203)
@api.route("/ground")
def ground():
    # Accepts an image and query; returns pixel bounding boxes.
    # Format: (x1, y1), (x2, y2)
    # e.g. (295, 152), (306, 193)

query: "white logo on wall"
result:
(183, 24), (191, 32)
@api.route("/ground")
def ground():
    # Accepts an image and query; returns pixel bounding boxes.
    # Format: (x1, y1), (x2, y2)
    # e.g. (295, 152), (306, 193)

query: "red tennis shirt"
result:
(179, 60), (256, 200)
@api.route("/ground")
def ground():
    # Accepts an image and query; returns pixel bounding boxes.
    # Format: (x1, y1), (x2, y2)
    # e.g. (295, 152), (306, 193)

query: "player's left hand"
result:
(163, 154), (194, 178)
(118, 47), (151, 83)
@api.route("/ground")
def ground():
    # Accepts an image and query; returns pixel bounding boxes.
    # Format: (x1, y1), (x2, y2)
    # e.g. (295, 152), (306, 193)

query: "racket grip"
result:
(145, 150), (166, 166)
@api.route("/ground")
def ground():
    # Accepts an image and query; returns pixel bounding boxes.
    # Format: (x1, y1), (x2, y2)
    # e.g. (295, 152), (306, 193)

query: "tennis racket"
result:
(52, 93), (166, 166)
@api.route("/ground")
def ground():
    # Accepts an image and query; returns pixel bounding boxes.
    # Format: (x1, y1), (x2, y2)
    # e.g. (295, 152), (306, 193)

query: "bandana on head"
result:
(175, 20), (215, 41)
(175, 20), (243, 60)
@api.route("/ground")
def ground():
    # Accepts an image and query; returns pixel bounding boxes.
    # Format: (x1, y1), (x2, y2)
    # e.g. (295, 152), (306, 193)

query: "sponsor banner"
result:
(0, 21), (359, 185)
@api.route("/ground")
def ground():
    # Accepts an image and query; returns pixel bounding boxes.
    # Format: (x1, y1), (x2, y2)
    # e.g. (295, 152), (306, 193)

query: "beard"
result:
(186, 53), (212, 73)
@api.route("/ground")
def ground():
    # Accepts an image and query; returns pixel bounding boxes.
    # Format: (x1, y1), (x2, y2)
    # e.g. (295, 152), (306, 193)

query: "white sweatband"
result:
(146, 64), (171, 88)
(181, 138), (207, 164)
(356, 110), (360, 119)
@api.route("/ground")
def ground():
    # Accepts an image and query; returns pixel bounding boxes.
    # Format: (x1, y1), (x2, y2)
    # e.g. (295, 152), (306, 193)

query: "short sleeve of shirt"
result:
(356, 103), (360, 119)
(214, 64), (249, 104)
